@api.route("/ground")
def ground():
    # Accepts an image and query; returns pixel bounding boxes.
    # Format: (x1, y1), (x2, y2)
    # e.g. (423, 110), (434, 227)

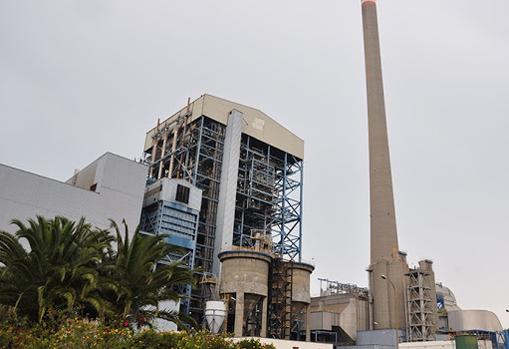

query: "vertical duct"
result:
(361, 0), (409, 330)
(213, 110), (244, 276)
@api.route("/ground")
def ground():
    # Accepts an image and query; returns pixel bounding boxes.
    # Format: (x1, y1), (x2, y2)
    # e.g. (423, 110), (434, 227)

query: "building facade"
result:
(0, 152), (147, 235)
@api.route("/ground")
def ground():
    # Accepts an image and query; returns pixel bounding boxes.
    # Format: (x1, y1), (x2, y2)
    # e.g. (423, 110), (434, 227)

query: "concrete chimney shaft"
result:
(362, 0), (409, 331)
(362, 0), (398, 264)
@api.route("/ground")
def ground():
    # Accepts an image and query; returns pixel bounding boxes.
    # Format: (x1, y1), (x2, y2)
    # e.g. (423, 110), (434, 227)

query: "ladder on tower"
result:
(268, 257), (293, 339)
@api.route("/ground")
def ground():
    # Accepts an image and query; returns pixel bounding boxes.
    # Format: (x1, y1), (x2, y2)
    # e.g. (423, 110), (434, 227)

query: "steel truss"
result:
(146, 116), (225, 320)
(268, 259), (293, 339)
(234, 135), (303, 262)
(318, 278), (369, 297)
(406, 268), (436, 341)
(271, 152), (303, 262)
(234, 136), (304, 340)
(146, 115), (304, 326)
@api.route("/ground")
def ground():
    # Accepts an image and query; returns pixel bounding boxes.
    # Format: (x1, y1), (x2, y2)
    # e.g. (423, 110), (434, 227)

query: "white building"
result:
(0, 152), (147, 234)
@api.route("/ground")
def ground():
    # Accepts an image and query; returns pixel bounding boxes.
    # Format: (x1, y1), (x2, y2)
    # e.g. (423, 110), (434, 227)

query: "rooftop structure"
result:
(144, 94), (304, 160)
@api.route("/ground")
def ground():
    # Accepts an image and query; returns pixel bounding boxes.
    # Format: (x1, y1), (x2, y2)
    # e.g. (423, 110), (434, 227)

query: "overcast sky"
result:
(1, 0), (508, 327)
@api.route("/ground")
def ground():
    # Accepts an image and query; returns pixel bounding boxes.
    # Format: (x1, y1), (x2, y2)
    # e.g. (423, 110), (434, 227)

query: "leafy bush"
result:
(134, 330), (275, 349)
(135, 330), (183, 348)
(237, 338), (276, 349)
(0, 319), (276, 349)
(50, 318), (134, 349)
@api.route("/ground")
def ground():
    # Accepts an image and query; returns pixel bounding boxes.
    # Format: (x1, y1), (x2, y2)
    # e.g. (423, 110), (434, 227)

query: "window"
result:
(175, 184), (190, 204)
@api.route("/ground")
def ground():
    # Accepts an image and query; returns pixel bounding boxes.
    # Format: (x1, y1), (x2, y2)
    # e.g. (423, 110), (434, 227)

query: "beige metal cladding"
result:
(447, 310), (503, 333)
(213, 110), (244, 276)
(308, 293), (370, 340)
(418, 259), (438, 331)
(362, 0), (399, 264)
(288, 262), (314, 304)
(218, 250), (272, 297)
(144, 94), (304, 160)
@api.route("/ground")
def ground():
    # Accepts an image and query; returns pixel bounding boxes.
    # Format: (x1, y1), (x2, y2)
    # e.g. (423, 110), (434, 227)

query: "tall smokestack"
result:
(361, 0), (408, 330)
(362, 0), (398, 263)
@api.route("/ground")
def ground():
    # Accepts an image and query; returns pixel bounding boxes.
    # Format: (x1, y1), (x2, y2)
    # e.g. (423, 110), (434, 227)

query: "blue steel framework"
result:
(235, 135), (303, 263)
(234, 135), (303, 340)
(140, 201), (199, 269)
(271, 152), (303, 262)
(146, 116), (224, 321)
(461, 330), (509, 349)
(145, 114), (303, 324)
(140, 200), (200, 314)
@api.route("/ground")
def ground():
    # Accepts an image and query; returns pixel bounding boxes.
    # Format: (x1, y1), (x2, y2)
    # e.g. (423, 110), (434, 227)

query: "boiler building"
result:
(142, 94), (310, 337)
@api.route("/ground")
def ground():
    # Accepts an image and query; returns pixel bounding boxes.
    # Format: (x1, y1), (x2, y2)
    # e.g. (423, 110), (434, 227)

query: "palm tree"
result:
(0, 216), (115, 322)
(107, 220), (196, 328)
(0, 216), (196, 328)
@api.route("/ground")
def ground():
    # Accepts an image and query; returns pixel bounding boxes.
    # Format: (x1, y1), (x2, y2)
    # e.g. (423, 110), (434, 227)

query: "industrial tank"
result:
(286, 261), (314, 340)
(455, 335), (478, 349)
(218, 249), (271, 296)
(205, 301), (227, 333)
(288, 261), (314, 304)
(218, 249), (272, 337)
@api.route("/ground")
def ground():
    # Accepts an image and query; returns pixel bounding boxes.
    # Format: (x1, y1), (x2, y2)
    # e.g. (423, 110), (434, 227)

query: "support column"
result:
(157, 133), (168, 179)
(149, 138), (158, 178)
(305, 305), (311, 341)
(261, 297), (268, 337)
(234, 292), (245, 338)
(168, 129), (178, 178)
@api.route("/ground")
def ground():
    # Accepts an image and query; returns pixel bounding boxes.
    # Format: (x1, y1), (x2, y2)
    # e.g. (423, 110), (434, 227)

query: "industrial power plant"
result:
(0, 1), (507, 349)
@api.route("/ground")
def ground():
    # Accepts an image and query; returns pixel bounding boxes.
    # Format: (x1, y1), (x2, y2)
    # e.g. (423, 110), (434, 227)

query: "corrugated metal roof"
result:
(144, 94), (304, 159)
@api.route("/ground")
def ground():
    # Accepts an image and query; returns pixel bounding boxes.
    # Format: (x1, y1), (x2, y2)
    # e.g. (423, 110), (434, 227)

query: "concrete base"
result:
(368, 257), (409, 330)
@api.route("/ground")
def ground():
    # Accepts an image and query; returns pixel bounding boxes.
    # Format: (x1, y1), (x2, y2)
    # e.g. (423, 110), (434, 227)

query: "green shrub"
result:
(50, 318), (134, 349)
(0, 318), (275, 349)
(237, 338), (276, 349)
(135, 330), (182, 348)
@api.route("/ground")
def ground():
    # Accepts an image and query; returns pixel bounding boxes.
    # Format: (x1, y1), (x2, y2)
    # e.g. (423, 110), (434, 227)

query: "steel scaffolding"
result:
(318, 278), (369, 297)
(235, 134), (303, 262)
(146, 116), (225, 319)
(271, 152), (303, 262)
(145, 114), (304, 324)
(268, 259), (293, 339)
(406, 268), (436, 341)
(234, 136), (304, 340)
